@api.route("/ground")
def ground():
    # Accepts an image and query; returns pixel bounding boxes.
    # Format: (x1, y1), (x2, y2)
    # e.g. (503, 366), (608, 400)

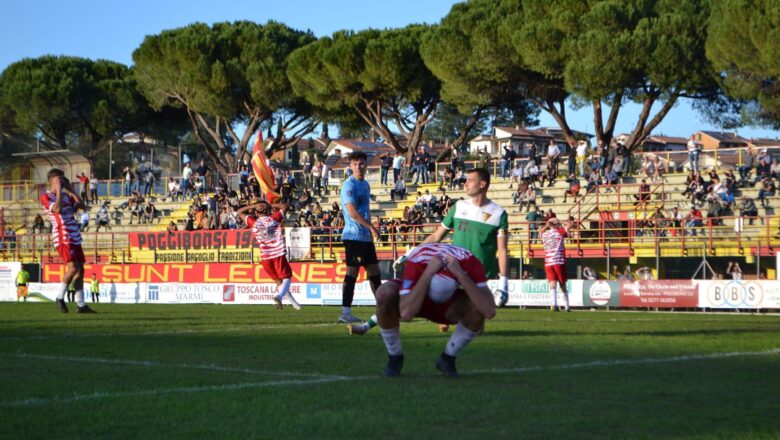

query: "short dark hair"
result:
(346, 151), (368, 162)
(467, 168), (491, 187)
(46, 168), (65, 179)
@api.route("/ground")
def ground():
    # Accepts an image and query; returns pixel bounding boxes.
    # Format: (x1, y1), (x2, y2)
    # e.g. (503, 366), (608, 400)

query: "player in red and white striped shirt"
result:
(237, 200), (300, 310)
(41, 168), (95, 313)
(540, 217), (570, 312)
(369, 243), (496, 378)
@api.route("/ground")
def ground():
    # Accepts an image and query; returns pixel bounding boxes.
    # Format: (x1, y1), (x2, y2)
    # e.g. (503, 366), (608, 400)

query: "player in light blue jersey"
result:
(339, 151), (382, 324)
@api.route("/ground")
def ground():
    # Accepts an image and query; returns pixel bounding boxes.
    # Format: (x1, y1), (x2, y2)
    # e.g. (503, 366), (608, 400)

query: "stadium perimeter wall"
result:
(1, 262), (778, 309)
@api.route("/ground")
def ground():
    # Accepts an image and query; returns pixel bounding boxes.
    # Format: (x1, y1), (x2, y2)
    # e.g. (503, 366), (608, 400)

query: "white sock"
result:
(444, 323), (477, 357)
(341, 306), (352, 316)
(563, 290), (570, 310)
(276, 278), (291, 301)
(57, 283), (67, 300)
(380, 327), (403, 356)
(552, 286), (558, 308)
(75, 289), (85, 307)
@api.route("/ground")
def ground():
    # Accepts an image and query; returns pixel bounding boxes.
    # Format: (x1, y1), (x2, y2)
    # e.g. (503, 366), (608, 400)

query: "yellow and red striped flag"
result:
(250, 131), (280, 203)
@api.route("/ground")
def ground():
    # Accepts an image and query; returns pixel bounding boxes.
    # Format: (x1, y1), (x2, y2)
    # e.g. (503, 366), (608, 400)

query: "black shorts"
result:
(343, 240), (378, 267)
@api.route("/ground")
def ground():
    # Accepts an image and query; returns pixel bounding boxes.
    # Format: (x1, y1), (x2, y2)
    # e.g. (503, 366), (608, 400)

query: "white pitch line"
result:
(467, 347), (780, 375)
(0, 322), (344, 340)
(6, 376), (372, 407)
(0, 352), (342, 379)
(3, 348), (779, 407)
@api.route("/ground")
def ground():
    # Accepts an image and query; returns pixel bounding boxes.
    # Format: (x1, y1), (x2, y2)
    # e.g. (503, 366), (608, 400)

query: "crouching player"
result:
(373, 243), (496, 378)
(238, 200), (301, 310)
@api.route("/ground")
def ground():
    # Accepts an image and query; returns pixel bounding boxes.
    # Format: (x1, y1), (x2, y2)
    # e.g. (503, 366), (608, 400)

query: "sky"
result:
(2, 0), (778, 141)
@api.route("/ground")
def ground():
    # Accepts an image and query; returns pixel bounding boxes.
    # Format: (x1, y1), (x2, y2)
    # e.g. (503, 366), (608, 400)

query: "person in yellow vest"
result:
(90, 273), (100, 303)
(16, 267), (30, 302)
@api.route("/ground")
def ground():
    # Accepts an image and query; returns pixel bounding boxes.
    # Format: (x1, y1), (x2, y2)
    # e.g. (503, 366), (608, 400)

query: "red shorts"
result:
(57, 243), (85, 263)
(545, 264), (567, 284)
(261, 256), (292, 280)
(416, 289), (465, 325)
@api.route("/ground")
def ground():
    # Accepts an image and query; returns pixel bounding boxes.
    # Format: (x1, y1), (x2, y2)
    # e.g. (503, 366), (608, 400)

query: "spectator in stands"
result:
(576, 140), (589, 177)
(31, 214), (46, 234)
(380, 152), (393, 186)
(669, 206), (683, 238)
(544, 208), (557, 222)
(167, 220), (178, 234)
(636, 267), (654, 280)
(166, 178), (180, 202)
(526, 206), (542, 242)
(582, 266), (597, 280)
(237, 165), (250, 198)
(89, 174), (98, 204)
(392, 152), (405, 184)
(563, 174), (580, 203)
(586, 169), (601, 194)
(640, 155), (655, 180)
(78, 209), (90, 232)
(435, 188), (452, 218)
(603, 165), (620, 192)
(453, 167), (467, 189)
(606, 143), (617, 175)
(512, 181), (528, 206)
(219, 205), (231, 229)
(685, 206), (703, 236)
(129, 197), (145, 225)
(508, 161), (524, 189)
(95, 202), (111, 232)
(618, 143), (631, 176)
(196, 159), (210, 193)
(757, 177), (776, 207)
(501, 144), (516, 179)
(312, 161), (322, 195)
(634, 179), (651, 210)
(477, 147), (491, 172)
(566, 141), (577, 177)
(123, 165), (133, 196)
(546, 140), (561, 178)
(754, 151), (771, 185)
(726, 261), (743, 280)
(143, 202), (158, 224)
(521, 186), (537, 212)
(649, 206), (668, 238)
(321, 162), (329, 195)
(739, 145), (756, 186)
(737, 196), (758, 226)
(540, 162), (556, 187)
(141, 168), (154, 197)
(687, 135), (702, 173)
(705, 192), (725, 226)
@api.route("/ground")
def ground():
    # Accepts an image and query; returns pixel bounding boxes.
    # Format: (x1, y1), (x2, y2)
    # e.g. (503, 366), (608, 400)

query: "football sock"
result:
(57, 283), (66, 300)
(380, 327), (403, 356)
(76, 289), (86, 308)
(552, 286), (558, 308)
(444, 323), (477, 357)
(368, 275), (382, 294)
(277, 278), (292, 301)
(367, 314), (378, 329)
(342, 275), (357, 308)
(563, 290), (570, 310)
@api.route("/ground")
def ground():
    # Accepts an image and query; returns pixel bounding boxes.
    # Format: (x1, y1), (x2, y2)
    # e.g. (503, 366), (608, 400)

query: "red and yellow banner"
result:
(43, 262), (364, 284)
(129, 230), (255, 250)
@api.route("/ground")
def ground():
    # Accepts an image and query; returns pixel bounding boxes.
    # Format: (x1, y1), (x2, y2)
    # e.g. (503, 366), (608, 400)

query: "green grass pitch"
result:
(0, 303), (778, 439)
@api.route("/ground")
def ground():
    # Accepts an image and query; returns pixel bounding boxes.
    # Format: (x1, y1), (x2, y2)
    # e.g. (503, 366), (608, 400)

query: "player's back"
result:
(252, 211), (286, 259)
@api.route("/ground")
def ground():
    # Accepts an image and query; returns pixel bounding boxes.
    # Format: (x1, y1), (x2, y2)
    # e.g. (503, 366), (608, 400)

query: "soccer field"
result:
(1, 304), (778, 439)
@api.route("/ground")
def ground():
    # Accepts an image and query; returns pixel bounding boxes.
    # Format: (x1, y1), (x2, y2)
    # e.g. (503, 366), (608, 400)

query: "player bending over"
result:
(540, 218), (570, 312)
(238, 201), (301, 310)
(372, 243), (496, 378)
